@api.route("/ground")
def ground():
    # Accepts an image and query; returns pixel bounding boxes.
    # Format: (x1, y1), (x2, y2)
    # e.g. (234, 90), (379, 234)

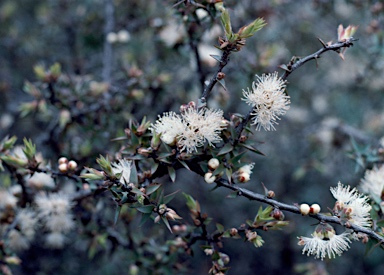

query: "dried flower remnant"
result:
(242, 72), (290, 131)
(359, 165), (384, 201)
(330, 182), (372, 228)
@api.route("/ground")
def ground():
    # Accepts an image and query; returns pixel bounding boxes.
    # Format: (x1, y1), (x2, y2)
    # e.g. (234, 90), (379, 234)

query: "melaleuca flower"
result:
(242, 72), (290, 131)
(298, 230), (352, 260)
(359, 165), (384, 201)
(151, 107), (227, 153)
(330, 182), (372, 228)
(178, 107), (226, 153)
(35, 192), (75, 248)
(150, 112), (184, 145)
(111, 159), (132, 185)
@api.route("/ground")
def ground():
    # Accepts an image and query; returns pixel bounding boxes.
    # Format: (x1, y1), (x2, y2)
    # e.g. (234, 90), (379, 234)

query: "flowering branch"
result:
(235, 38), (358, 139)
(281, 37), (358, 81)
(214, 178), (384, 244)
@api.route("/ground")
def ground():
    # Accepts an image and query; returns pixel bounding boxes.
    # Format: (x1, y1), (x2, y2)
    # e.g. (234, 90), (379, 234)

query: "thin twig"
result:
(281, 38), (358, 81)
(216, 178), (384, 244)
(200, 49), (232, 103)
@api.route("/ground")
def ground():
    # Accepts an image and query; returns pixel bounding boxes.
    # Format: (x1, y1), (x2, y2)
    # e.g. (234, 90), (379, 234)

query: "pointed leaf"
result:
(139, 212), (152, 227)
(210, 54), (222, 63)
(114, 205), (122, 225)
(239, 143), (264, 155)
(218, 143), (233, 156)
(146, 184), (162, 195)
(136, 205), (155, 214)
(129, 162), (138, 184)
(168, 166), (176, 182)
(217, 79), (227, 91)
(163, 190), (180, 204)
(178, 160), (191, 171)
(161, 216), (173, 233)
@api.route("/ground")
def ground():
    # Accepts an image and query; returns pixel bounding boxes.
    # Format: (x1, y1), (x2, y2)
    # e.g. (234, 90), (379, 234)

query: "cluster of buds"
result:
(245, 230), (264, 247)
(172, 224), (188, 234)
(233, 163), (255, 183)
(154, 204), (182, 223)
(299, 203), (321, 216)
(58, 157), (78, 173)
(204, 158), (220, 184)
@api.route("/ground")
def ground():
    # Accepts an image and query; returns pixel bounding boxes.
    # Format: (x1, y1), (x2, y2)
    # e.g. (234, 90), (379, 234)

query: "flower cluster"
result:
(35, 192), (75, 248)
(330, 182), (372, 228)
(242, 72), (290, 131)
(151, 106), (227, 153)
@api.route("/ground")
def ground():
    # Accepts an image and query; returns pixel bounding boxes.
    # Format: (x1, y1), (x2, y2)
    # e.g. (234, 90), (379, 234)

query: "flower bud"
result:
(271, 208), (285, 221)
(299, 203), (310, 215)
(310, 203), (321, 214)
(67, 160), (77, 170)
(204, 172), (216, 184)
(58, 157), (68, 165)
(230, 228), (238, 236)
(217, 72), (225, 80)
(58, 163), (68, 173)
(267, 190), (275, 198)
(208, 158), (220, 171)
(238, 172), (250, 183)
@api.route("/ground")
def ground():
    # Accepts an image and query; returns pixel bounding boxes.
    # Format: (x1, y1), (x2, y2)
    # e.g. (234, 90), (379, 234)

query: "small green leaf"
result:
(129, 162), (138, 184)
(216, 223), (224, 233)
(136, 205), (155, 214)
(139, 212), (152, 227)
(168, 166), (176, 182)
(114, 205), (122, 225)
(217, 79), (227, 91)
(161, 216), (173, 233)
(163, 190), (180, 204)
(238, 142), (264, 155)
(218, 143), (233, 156)
(178, 160), (190, 171)
(210, 55), (222, 63)
(146, 184), (162, 195)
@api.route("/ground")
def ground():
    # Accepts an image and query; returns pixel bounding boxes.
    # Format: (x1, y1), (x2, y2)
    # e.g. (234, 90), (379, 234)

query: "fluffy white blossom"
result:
(242, 72), (290, 131)
(330, 182), (372, 228)
(150, 112), (184, 145)
(45, 232), (66, 248)
(0, 189), (17, 209)
(298, 231), (352, 260)
(111, 159), (132, 185)
(27, 172), (55, 189)
(151, 107), (227, 153)
(359, 165), (384, 201)
(35, 192), (75, 248)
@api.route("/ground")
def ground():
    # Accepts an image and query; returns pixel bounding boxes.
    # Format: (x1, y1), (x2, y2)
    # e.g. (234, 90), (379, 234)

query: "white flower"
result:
(178, 107), (226, 152)
(242, 72), (290, 131)
(298, 231), (352, 260)
(0, 189), (17, 209)
(27, 172), (55, 189)
(111, 159), (132, 185)
(330, 182), (372, 228)
(150, 112), (184, 145)
(7, 229), (30, 252)
(151, 107), (227, 153)
(45, 232), (65, 249)
(35, 192), (75, 234)
(359, 165), (384, 201)
(17, 209), (38, 240)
